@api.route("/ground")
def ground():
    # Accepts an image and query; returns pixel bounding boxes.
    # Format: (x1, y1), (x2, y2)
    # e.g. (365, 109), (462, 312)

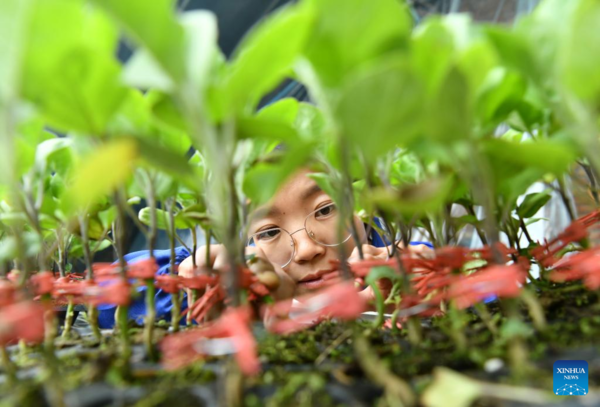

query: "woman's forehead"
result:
(257, 172), (324, 219)
(276, 171), (320, 200)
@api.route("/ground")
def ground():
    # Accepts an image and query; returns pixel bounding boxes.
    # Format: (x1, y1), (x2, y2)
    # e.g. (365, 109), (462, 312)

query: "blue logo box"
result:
(553, 360), (588, 396)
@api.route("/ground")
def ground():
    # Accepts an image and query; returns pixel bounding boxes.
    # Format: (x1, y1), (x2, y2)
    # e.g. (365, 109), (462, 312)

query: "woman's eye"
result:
(315, 204), (336, 219)
(256, 229), (281, 241)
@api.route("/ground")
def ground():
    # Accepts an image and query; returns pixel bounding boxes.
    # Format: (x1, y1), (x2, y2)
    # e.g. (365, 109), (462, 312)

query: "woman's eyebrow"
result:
(300, 184), (323, 201)
(255, 183), (323, 220)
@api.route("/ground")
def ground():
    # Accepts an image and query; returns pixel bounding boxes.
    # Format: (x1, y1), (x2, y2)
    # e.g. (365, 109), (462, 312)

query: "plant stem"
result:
(88, 306), (101, 342)
(390, 309), (401, 334)
(115, 305), (131, 377)
(0, 346), (16, 386)
(42, 293), (65, 407)
(142, 170), (157, 359)
(465, 147), (503, 264)
(144, 281), (157, 359)
(353, 333), (415, 406)
(114, 190), (131, 372)
(519, 288), (546, 331)
(340, 142), (363, 261)
(579, 161), (600, 206)
(406, 316), (422, 345)
(76, 215), (96, 341)
(205, 229), (212, 267)
(186, 227), (199, 327)
(166, 198), (181, 331)
(557, 176), (576, 222)
(224, 168), (241, 307)
(466, 204), (488, 245)
(502, 299), (530, 378)
(187, 289), (198, 327)
(56, 229), (65, 278)
(79, 214), (101, 342)
(474, 302), (497, 336)
(518, 216), (534, 245)
(60, 299), (75, 339)
(423, 218), (439, 247)
(448, 304), (468, 352)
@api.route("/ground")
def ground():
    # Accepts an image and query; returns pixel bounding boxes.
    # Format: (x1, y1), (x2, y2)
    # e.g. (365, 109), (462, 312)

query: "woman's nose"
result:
(292, 230), (326, 263)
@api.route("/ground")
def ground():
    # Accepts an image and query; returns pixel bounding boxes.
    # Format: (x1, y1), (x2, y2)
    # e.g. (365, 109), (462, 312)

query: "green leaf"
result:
(257, 98), (299, 125)
(0, 237), (17, 262)
(21, 1), (125, 134)
(181, 10), (218, 92)
(336, 61), (423, 160)
(237, 117), (299, 142)
(422, 368), (482, 407)
(135, 137), (193, 177)
(302, 0), (411, 88)
(475, 68), (526, 127)
(559, 0), (600, 101)
(226, 4), (314, 112)
(148, 91), (187, 133)
(294, 102), (326, 141)
(390, 151), (424, 186)
(366, 265), (400, 324)
(35, 138), (73, 173)
(411, 18), (455, 97)
(33, 48), (127, 135)
(71, 215), (106, 241)
(369, 176), (453, 217)
(0, 0), (33, 103)
(127, 196), (142, 205)
(517, 191), (552, 219)
(485, 27), (539, 84)
(177, 204), (209, 228)
(138, 207), (193, 230)
(107, 90), (152, 136)
(69, 237), (112, 259)
(122, 10), (218, 93)
(0, 232), (42, 261)
(153, 172), (179, 201)
(0, 212), (28, 228)
(63, 139), (138, 214)
(39, 213), (59, 230)
(90, 0), (186, 83)
(483, 138), (577, 175)
(91, 238), (112, 254)
(427, 67), (472, 141)
(22, 0), (118, 92)
(16, 118), (53, 176)
(138, 207), (166, 230)
(526, 217), (546, 227)
(98, 206), (117, 230)
(123, 49), (175, 92)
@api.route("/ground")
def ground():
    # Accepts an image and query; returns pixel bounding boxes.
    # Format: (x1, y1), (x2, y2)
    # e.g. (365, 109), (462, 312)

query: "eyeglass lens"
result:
(246, 204), (352, 267)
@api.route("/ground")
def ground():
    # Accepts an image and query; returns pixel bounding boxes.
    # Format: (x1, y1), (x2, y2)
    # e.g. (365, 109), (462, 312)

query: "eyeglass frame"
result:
(246, 203), (354, 268)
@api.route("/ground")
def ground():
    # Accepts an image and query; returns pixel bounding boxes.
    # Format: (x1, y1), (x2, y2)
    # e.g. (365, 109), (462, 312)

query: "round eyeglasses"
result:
(246, 203), (352, 268)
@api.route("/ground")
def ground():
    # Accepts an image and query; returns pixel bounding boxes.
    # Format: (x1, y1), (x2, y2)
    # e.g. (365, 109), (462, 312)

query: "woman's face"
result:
(247, 170), (366, 295)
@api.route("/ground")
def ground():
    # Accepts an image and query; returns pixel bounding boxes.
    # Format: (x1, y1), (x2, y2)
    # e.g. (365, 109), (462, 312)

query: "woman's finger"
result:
(348, 244), (388, 263)
(178, 255), (194, 278)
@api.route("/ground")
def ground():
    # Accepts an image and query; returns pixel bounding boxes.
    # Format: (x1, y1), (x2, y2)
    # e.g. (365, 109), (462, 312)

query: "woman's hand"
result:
(178, 244), (295, 301)
(178, 244), (227, 279)
(348, 244), (393, 304)
(348, 243), (433, 306)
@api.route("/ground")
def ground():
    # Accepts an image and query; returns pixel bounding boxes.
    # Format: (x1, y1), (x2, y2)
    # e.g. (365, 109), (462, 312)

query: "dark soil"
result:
(2, 282), (599, 406)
